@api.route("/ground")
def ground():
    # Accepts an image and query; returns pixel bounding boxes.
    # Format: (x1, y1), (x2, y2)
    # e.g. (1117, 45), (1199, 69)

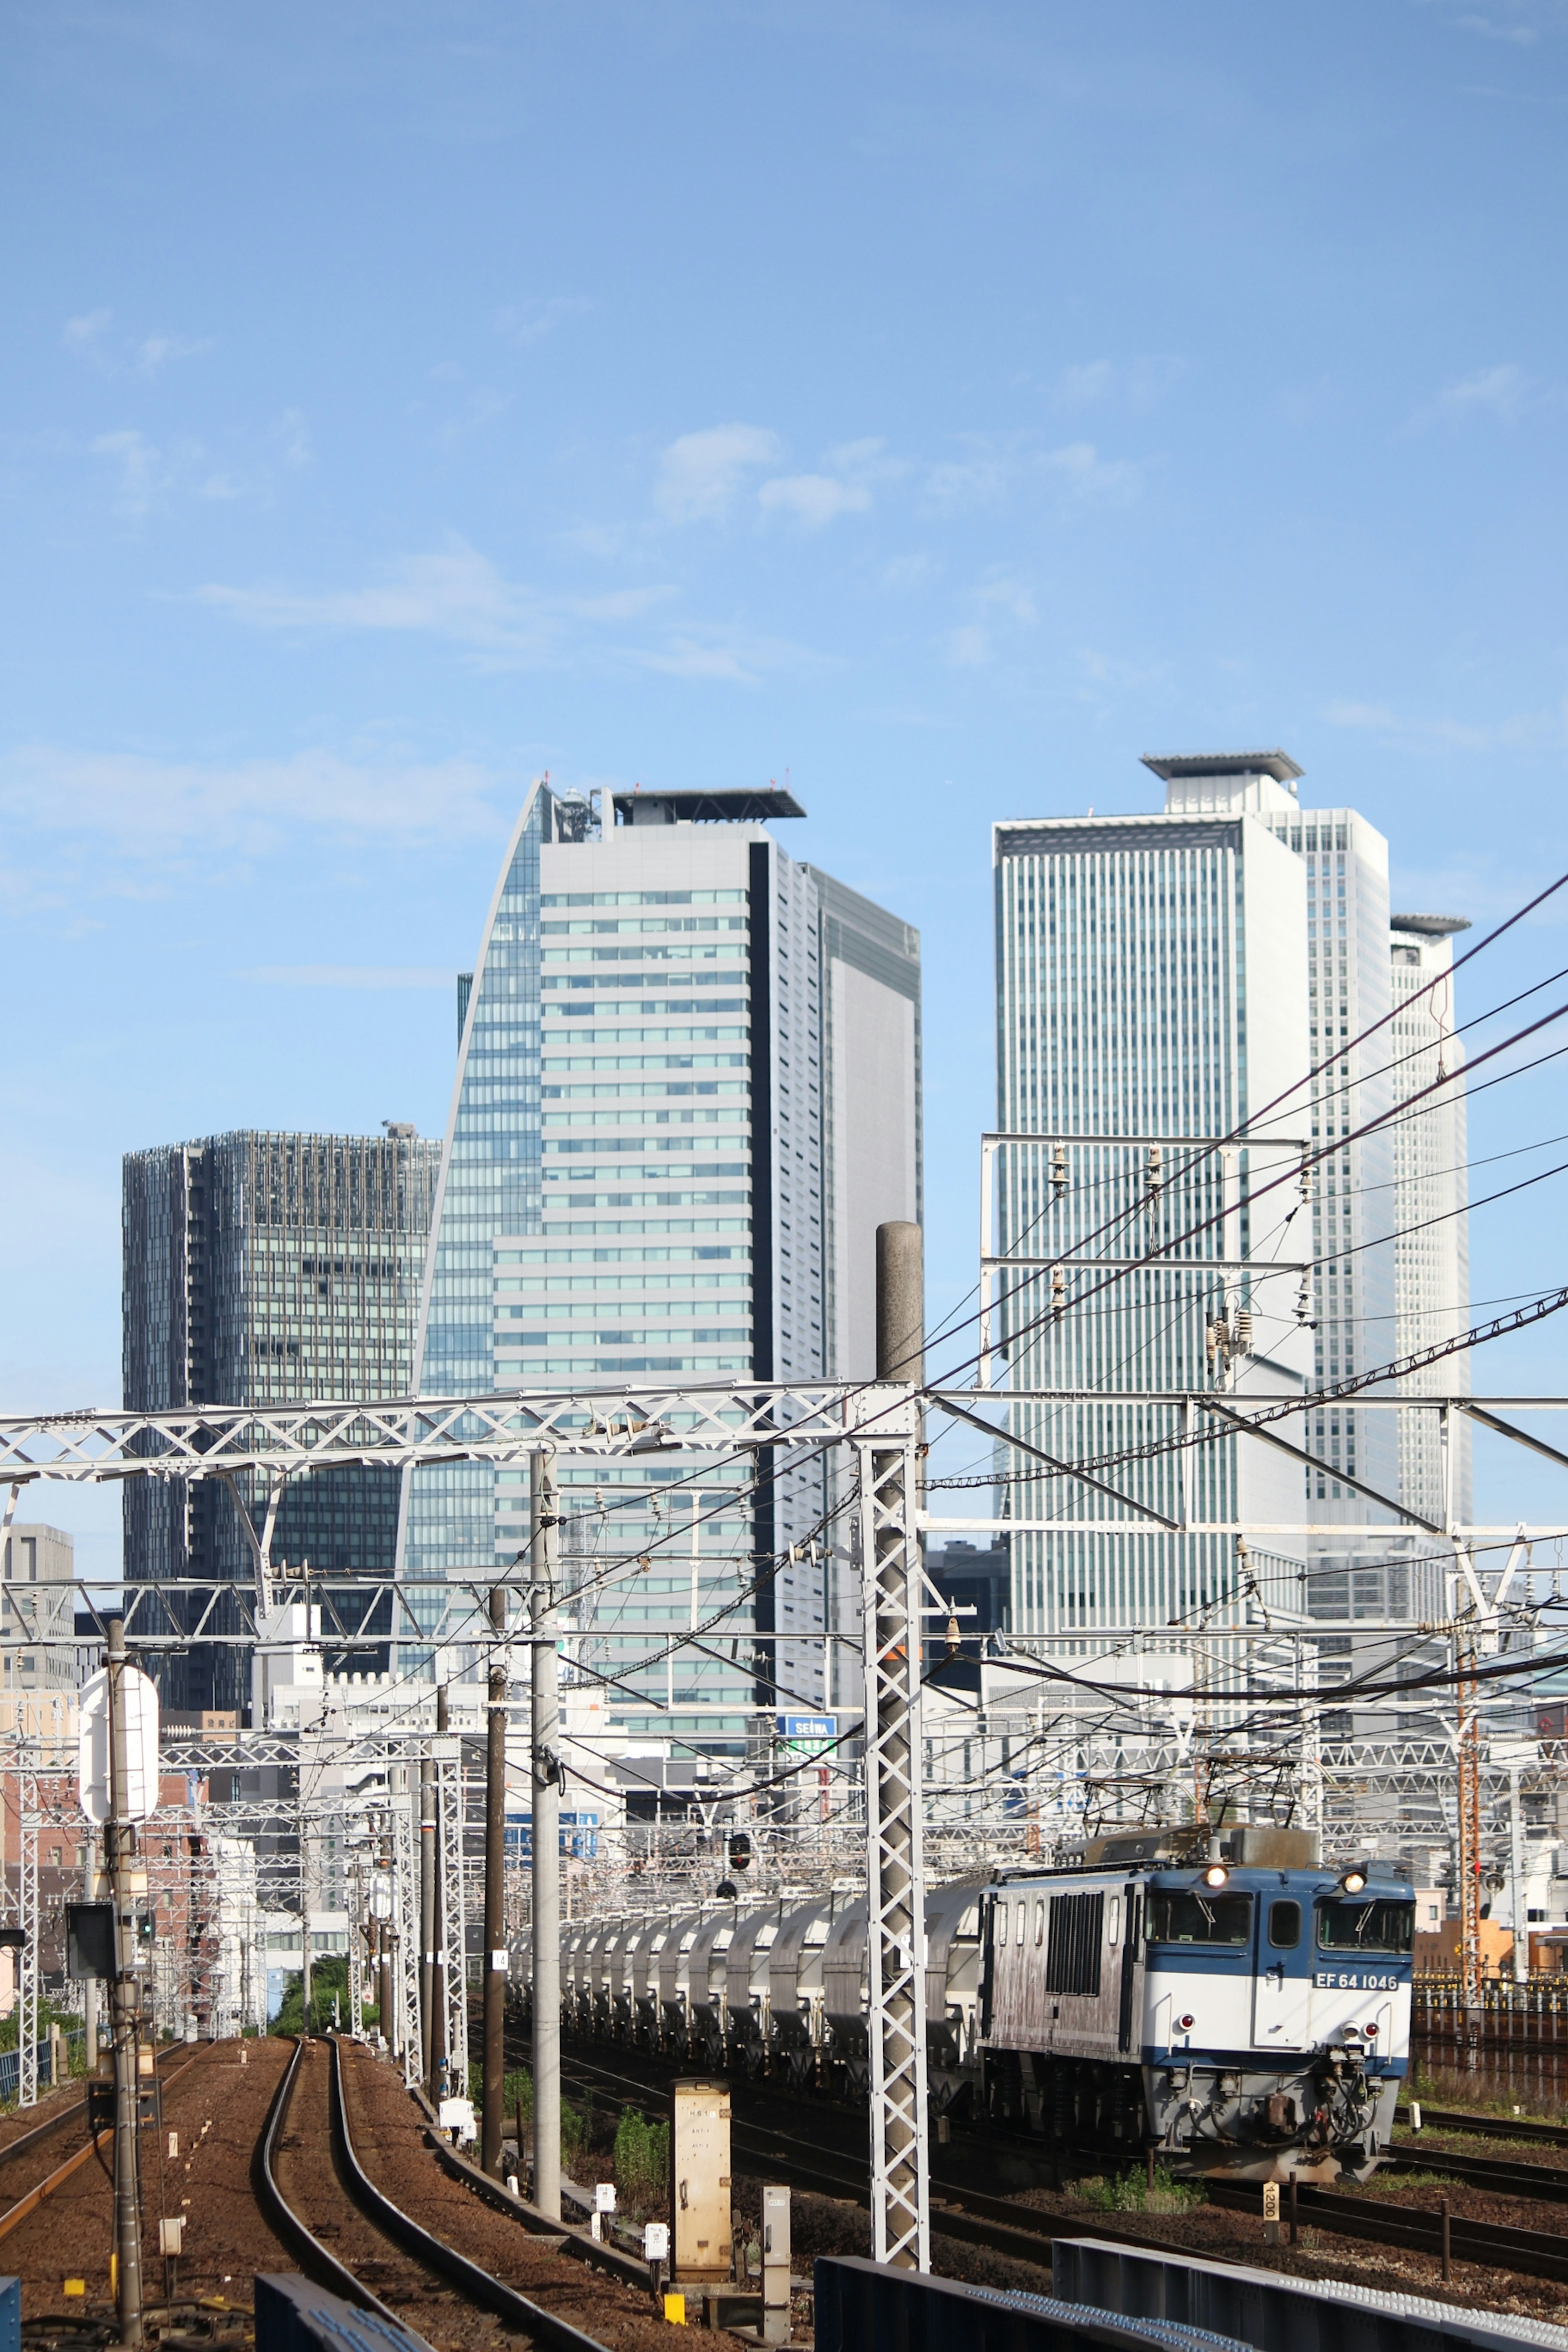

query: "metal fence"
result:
(1415, 1975), (1568, 2049)
(0, 2029), (85, 2105)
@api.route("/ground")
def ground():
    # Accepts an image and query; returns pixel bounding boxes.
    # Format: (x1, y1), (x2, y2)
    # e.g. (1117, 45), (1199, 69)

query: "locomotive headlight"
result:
(1200, 1864), (1229, 1889)
(1340, 1868), (1368, 1894)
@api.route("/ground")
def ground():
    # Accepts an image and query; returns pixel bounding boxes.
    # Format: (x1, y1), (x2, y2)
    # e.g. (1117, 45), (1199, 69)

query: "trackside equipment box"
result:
(670, 2080), (731, 2286)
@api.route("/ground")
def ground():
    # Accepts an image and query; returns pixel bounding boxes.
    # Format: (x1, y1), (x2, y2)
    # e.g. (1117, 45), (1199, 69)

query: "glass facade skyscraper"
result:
(992, 761), (1314, 1647)
(400, 780), (921, 1752)
(122, 1128), (439, 1711)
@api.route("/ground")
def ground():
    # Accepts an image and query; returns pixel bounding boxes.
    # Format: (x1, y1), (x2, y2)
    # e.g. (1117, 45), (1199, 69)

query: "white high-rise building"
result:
(1388, 913), (1472, 1530)
(399, 781), (920, 1753)
(991, 757), (1314, 1647)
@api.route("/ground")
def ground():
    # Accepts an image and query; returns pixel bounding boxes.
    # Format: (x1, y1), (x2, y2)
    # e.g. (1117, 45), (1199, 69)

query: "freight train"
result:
(534, 1826), (1413, 2185)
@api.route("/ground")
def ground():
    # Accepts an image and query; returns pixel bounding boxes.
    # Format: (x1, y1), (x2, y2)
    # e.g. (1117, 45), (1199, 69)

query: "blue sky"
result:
(3, 0), (1567, 1577)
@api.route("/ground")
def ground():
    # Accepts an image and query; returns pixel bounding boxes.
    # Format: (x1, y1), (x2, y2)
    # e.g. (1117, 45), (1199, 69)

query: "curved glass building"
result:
(399, 780), (921, 1757)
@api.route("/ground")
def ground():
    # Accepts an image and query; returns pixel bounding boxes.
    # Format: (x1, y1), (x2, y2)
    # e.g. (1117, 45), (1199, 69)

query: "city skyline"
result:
(6, 5), (1566, 1595)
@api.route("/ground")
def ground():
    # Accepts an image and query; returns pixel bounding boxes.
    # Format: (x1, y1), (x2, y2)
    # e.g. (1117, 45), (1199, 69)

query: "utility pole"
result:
(530, 1450), (561, 2221)
(860, 1222), (929, 2270)
(482, 1579), (508, 2175)
(432, 1686), (448, 2095)
(106, 1619), (143, 2347)
(82, 1832), (100, 2070)
(420, 1737), (437, 2090)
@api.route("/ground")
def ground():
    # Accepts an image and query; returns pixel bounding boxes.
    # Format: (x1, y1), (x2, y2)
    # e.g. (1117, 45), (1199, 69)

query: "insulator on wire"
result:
(945, 1613), (960, 1659)
(1051, 1144), (1068, 1201)
(1146, 1145), (1163, 1199)
(1051, 1264), (1066, 1315)
(1295, 1272), (1315, 1326)
(1234, 1308), (1252, 1355)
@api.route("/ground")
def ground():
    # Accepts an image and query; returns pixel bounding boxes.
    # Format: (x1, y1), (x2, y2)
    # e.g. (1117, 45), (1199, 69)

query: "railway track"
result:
(554, 2039), (1568, 2290)
(1383, 2140), (1568, 2201)
(1398, 2099), (1568, 2147)
(0, 2040), (215, 2249)
(259, 2038), (610, 2352)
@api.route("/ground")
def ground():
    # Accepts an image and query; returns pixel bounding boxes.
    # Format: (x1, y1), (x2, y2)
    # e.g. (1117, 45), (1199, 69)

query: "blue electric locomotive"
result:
(980, 1826), (1413, 2182)
(541, 1824), (1413, 2188)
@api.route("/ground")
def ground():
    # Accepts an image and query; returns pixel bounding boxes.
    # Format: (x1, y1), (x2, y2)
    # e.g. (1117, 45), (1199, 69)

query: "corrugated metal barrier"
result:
(1051, 2234), (1568, 2352)
(254, 2274), (435, 2352)
(813, 2256), (1253, 2352)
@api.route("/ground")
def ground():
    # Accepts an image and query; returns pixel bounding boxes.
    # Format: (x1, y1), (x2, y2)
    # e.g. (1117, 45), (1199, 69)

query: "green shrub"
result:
(1074, 2165), (1204, 2214)
(613, 2109), (670, 2213)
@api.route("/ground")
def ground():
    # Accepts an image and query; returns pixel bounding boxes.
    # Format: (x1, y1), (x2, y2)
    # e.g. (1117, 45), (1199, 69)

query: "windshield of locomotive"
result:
(1315, 1898), (1414, 1953)
(1145, 1890), (1254, 1946)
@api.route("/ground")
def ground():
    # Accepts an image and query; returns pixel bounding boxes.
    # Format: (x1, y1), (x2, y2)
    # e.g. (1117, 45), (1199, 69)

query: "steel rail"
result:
(1383, 2143), (1568, 2201)
(0, 2042), (214, 2247)
(255, 2036), (408, 2324)
(325, 2036), (611, 2352)
(1398, 2100), (1568, 2148)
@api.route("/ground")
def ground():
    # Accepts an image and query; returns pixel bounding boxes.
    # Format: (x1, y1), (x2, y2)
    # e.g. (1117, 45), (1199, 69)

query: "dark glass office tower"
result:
(122, 1129), (439, 1712)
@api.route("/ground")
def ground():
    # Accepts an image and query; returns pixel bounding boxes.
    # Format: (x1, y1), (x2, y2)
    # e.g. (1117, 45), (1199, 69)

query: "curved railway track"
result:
(554, 2040), (1568, 2290)
(259, 2038), (610, 2352)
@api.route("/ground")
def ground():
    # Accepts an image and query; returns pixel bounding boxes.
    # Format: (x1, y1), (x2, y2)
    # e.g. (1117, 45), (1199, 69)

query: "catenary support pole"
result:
(106, 1618), (143, 2346)
(432, 1684), (448, 2094)
(378, 1825), (396, 2050)
(860, 1222), (930, 2271)
(482, 1580), (508, 2176)
(420, 1742), (437, 2090)
(530, 1450), (561, 2221)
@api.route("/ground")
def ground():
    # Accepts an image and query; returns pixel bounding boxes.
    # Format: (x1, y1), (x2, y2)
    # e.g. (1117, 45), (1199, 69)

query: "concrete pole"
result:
(875, 1221), (924, 1388)
(1510, 1762), (1529, 1986)
(106, 1619), (143, 2346)
(82, 1832), (100, 2070)
(530, 1451), (561, 2221)
(482, 1581), (508, 2175)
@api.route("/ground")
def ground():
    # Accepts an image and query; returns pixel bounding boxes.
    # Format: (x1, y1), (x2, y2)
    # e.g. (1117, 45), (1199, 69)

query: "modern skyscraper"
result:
(1389, 912), (1472, 1530)
(400, 780), (921, 1751)
(991, 759), (1315, 1650)
(122, 1129), (439, 1711)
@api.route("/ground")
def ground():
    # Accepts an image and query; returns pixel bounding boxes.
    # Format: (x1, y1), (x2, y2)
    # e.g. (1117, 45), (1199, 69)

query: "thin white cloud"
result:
(922, 432), (1142, 510)
(1042, 440), (1142, 503)
(945, 623), (992, 668)
(492, 296), (592, 347)
(1325, 697), (1559, 751)
(244, 965), (455, 988)
(63, 309), (113, 360)
(758, 472), (871, 527)
(1437, 362), (1537, 421)
(1053, 356), (1184, 410)
(91, 420), (308, 515)
(0, 747), (506, 854)
(64, 309), (212, 377)
(198, 540), (563, 662)
(654, 423), (782, 522)
(91, 430), (172, 516)
(274, 409), (312, 468)
(135, 332), (214, 377)
(1453, 11), (1537, 40)
(196, 540), (782, 680)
